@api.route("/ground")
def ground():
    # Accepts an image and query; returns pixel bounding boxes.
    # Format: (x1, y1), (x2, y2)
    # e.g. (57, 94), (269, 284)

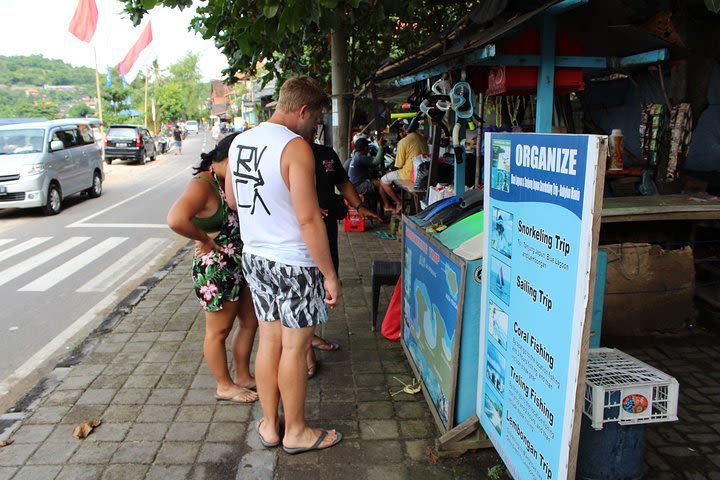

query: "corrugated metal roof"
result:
(372, 0), (560, 83)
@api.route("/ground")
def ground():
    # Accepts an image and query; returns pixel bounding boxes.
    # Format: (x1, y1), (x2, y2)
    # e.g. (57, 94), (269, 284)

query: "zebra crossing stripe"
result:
(77, 238), (167, 292)
(0, 237), (90, 287)
(0, 237), (52, 262)
(19, 237), (129, 292)
(0, 239), (14, 249)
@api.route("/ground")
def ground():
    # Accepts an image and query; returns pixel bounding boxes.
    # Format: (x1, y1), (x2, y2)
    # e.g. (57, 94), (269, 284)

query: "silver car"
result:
(0, 119), (104, 215)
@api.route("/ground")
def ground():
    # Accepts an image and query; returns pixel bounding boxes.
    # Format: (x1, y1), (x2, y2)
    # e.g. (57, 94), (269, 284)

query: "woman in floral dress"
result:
(167, 132), (258, 403)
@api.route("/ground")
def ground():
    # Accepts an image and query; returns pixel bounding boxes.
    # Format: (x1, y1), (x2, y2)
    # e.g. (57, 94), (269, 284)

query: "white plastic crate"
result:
(583, 348), (679, 430)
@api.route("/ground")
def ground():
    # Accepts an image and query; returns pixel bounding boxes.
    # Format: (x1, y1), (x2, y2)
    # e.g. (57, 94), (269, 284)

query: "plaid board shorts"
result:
(241, 253), (328, 328)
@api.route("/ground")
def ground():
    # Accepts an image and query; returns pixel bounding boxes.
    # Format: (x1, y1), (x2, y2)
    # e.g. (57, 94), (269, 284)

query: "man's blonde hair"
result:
(276, 76), (329, 113)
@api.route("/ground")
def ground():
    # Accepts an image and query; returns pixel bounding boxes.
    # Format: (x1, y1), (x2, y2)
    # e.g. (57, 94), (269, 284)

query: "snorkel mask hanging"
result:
(451, 81), (474, 119)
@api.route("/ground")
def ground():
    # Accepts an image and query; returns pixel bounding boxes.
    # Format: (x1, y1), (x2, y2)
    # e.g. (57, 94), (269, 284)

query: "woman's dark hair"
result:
(193, 132), (240, 174)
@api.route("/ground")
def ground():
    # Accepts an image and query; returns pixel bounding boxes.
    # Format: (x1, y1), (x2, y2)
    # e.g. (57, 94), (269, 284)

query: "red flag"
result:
(116, 21), (153, 82)
(68, 0), (98, 43)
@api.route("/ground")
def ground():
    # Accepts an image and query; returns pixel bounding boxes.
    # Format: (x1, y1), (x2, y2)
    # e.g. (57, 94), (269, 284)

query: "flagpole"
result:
(151, 98), (157, 134)
(93, 46), (104, 136)
(144, 67), (149, 128)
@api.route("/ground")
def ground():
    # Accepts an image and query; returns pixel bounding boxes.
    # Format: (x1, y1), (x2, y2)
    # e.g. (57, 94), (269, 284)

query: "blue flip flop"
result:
(282, 430), (343, 455)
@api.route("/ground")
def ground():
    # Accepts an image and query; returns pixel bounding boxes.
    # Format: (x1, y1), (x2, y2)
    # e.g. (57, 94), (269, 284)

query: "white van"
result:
(0, 118), (104, 215)
(185, 120), (199, 134)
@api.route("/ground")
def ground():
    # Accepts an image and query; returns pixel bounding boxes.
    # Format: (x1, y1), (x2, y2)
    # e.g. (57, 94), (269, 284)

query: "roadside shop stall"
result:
(366, 0), (720, 474)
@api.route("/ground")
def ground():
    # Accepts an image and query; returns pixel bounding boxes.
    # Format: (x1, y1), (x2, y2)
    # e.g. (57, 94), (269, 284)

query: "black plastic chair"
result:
(371, 260), (402, 331)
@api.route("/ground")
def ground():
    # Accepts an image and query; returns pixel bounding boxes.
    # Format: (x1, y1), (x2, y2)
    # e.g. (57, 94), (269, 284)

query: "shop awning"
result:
(372, 0), (562, 85)
(367, 0), (686, 90)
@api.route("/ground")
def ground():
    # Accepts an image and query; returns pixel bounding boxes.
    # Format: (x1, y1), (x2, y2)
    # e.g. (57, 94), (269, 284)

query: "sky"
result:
(0, 0), (229, 81)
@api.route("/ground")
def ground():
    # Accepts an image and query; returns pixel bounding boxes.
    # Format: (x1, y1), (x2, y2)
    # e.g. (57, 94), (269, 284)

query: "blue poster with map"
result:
(403, 222), (463, 430)
(477, 133), (606, 480)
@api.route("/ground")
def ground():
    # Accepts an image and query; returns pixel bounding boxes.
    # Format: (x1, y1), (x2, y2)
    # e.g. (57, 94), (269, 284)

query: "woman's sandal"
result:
(312, 337), (340, 352)
(214, 387), (257, 404)
(257, 419), (281, 448)
(282, 430), (343, 455)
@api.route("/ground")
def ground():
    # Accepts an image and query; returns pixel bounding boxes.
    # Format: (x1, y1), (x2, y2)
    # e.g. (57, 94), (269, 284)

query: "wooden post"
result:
(535, 14), (557, 133)
(435, 415), (493, 457)
(331, 23), (350, 162)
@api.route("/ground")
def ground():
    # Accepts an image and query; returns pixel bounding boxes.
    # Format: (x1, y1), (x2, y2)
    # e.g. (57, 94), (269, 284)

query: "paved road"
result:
(0, 131), (210, 410)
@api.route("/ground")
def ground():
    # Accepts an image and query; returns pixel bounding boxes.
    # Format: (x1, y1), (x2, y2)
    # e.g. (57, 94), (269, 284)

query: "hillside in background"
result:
(0, 55), (95, 88)
(0, 55), (99, 119)
(0, 53), (209, 125)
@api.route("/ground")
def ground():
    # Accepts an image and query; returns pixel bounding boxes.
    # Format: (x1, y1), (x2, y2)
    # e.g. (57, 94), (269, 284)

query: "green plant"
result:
(487, 464), (508, 480)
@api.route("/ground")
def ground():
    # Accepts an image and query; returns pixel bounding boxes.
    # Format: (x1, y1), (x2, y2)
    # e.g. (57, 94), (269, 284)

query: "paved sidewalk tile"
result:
(56, 465), (104, 480)
(68, 442), (120, 464)
(5, 226), (720, 479)
(12, 465), (62, 480)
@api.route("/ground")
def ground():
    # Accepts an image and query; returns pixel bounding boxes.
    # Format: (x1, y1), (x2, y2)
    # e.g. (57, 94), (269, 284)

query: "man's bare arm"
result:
(338, 180), (381, 221)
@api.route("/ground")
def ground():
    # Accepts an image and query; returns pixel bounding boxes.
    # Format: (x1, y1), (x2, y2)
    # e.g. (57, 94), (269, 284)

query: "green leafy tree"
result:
(168, 52), (205, 120)
(67, 103), (94, 118)
(120, 1), (480, 86)
(156, 81), (186, 122)
(14, 102), (59, 119)
(102, 83), (132, 114)
(119, 0), (481, 158)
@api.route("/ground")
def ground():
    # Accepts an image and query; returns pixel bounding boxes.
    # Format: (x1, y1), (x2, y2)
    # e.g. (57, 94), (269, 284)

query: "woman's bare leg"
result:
(204, 300), (254, 401)
(232, 287), (258, 388)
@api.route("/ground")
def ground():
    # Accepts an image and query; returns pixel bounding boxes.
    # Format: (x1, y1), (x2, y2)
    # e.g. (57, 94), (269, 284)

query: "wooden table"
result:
(602, 193), (720, 223)
(592, 193), (720, 347)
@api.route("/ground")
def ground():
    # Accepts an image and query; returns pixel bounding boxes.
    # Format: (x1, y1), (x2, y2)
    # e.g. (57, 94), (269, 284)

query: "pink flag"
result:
(68, 0), (98, 43)
(116, 21), (153, 83)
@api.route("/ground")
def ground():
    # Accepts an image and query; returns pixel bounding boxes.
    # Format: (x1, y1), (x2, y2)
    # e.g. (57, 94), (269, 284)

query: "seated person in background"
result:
(348, 137), (393, 212)
(379, 120), (428, 212)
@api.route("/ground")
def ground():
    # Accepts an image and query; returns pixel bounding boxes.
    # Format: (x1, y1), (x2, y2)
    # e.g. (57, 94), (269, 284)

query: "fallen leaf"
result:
(0, 440), (13, 448)
(390, 376), (422, 396)
(72, 419), (102, 439)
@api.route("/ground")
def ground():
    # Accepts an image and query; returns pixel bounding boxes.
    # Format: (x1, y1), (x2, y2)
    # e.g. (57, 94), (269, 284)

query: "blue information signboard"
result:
(477, 133), (606, 480)
(403, 221), (464, 430)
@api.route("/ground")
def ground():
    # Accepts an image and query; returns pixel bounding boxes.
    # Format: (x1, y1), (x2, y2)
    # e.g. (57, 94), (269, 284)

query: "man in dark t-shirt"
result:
(172, 125), (183, 155)
(312, 142), (380, 269)
(309, 141), (380, 377)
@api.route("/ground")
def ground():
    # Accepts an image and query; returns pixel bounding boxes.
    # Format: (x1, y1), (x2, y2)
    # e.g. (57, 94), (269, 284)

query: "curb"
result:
(0, 241), (193, 440)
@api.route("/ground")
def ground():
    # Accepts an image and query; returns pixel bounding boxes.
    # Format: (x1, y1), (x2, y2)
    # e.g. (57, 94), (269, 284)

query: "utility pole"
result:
(331, 22), (349, 161)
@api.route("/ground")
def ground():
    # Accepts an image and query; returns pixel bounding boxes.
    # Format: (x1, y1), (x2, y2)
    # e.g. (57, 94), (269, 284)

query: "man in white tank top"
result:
(225, 76), (342, 454)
